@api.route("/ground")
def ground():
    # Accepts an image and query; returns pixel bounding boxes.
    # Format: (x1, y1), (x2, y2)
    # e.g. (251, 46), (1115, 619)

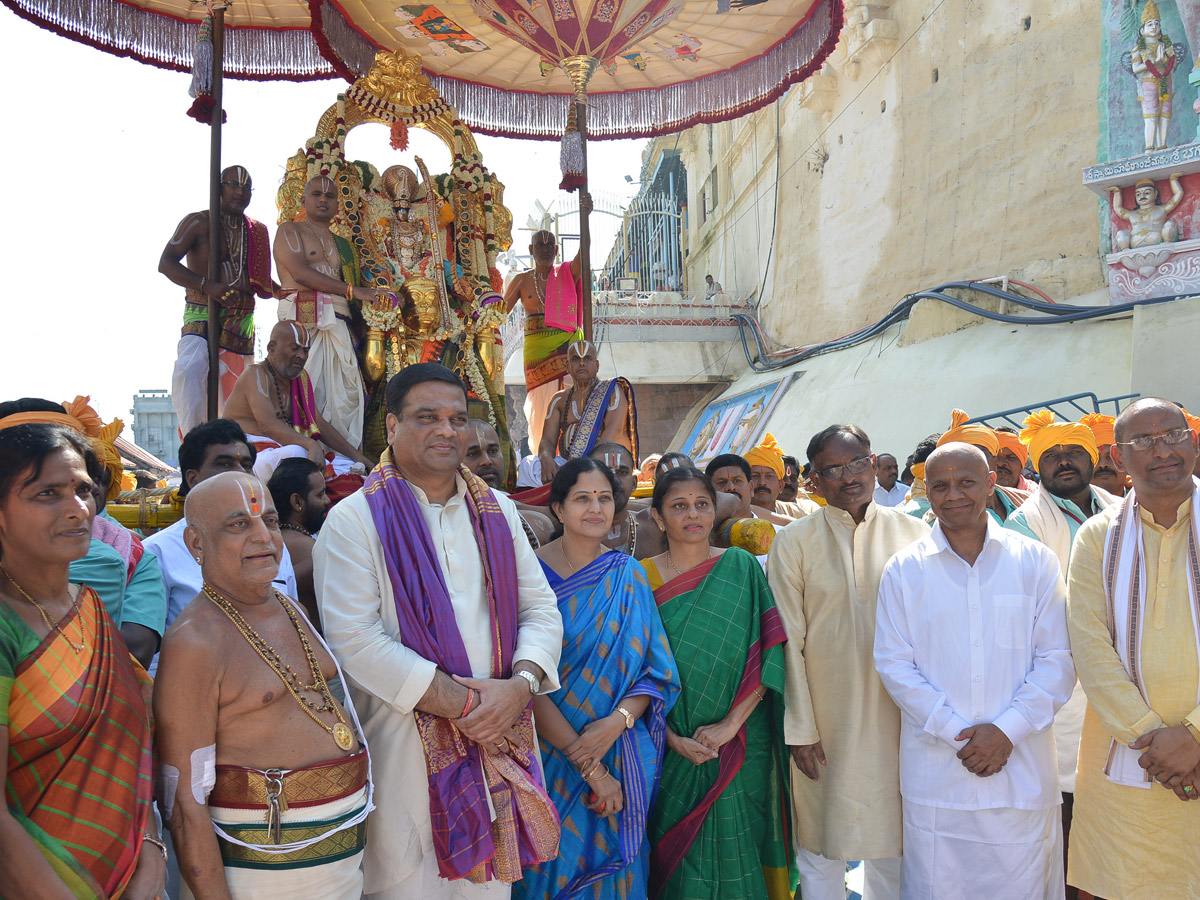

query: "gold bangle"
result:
(584, 762), (610, 783)
(142, 833), (168, 863)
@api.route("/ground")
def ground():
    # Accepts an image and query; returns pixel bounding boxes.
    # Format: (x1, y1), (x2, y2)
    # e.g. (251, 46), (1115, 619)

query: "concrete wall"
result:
(670, 0), (1107, 346)
(1129, 295), (1200, 411)
(685, 311), (1136, 469)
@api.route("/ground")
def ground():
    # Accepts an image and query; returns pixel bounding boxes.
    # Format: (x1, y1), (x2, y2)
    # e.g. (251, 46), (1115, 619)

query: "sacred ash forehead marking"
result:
(233, 474), (264, 518)
(569, 340), (596, 358)
(227, 165), (251, 185)
(289, 322), (311, 348)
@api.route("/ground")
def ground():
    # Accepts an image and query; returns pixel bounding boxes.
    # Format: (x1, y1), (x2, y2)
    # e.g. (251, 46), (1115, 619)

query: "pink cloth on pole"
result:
(544, 261), (581, 332)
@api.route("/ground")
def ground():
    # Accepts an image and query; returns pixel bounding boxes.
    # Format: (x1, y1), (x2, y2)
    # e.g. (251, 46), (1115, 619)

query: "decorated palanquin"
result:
(277, 48), (513, 462)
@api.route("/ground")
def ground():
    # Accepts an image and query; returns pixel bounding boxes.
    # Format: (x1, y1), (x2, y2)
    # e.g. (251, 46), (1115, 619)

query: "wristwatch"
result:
(514, 668), (541, 695)
(616, 706), (635, 729)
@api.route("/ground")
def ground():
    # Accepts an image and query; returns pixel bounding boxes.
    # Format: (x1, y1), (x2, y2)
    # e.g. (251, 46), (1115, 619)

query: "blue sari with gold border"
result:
(515, 551), (679, 900)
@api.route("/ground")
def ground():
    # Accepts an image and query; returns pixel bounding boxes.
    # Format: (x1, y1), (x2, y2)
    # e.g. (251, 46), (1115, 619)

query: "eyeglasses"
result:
(1115, 427), (1193, 452)
(221, 182), (253, 192)
(813, 455), (872, 481)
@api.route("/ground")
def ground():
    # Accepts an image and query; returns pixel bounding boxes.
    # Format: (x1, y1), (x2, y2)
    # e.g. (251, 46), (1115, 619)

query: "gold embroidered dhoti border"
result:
(203, 752), (369, 881)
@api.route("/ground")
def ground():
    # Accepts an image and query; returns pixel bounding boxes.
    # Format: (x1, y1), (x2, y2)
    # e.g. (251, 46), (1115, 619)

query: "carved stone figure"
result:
(1109, 173), (1184, 249)
(1123, 1), (1183, 152)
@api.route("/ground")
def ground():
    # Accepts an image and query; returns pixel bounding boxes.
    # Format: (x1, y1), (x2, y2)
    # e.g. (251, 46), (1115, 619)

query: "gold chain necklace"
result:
(204, 584), (354, 752)
(666, 547), (712, 580)
(0, 562), (83, 653)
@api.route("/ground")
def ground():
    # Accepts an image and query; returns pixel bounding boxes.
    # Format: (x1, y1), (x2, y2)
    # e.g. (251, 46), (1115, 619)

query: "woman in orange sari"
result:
(0, 421), (164, 899)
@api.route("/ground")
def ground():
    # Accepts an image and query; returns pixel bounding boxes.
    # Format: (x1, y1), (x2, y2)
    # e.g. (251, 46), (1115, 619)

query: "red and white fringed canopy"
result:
(4, 0), (843, 139)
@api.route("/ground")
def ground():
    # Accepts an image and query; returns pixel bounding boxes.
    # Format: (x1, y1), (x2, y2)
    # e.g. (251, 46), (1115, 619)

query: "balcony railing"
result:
(502, 290), (757, 363)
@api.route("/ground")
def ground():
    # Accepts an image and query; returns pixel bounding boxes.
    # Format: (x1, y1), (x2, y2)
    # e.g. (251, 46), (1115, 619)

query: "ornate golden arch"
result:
(277, 46), (510, 249)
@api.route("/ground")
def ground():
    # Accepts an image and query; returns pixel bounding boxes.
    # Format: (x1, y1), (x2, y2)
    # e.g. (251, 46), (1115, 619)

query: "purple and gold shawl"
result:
(363, 451), (559, 882)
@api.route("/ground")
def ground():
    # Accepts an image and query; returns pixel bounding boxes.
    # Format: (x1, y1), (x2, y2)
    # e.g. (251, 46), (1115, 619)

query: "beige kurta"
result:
(1066, 498), (1200, 900)
(767, 502), (929, 860)
(312, 476), (563, 897)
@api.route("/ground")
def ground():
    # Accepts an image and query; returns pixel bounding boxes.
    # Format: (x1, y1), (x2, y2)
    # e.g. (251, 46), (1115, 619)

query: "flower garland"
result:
(344, 84), (451, 126)
(305, 96), (348, 182)
(361, 295), (403, 333)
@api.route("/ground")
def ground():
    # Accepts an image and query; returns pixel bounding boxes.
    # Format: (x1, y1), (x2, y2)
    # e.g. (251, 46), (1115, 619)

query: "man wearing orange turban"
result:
(932, 410), (1030, 523)
(1005, 410), (1121, 887)
(1080, 413), (1127, 497)
(745, 433), (819, 519)
(0, 396), (167, 667)
(994, 426), (1031, 490)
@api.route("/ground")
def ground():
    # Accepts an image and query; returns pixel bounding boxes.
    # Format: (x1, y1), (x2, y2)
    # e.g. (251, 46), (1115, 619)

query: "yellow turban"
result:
(1079, 413), (1116, 448)
(1019, 410), (1099, 471)
(0, 396), (125, 499)
(744, 432), (785, 480)
(995, 430), (1029, 465)
(936, 409), (1000, 456)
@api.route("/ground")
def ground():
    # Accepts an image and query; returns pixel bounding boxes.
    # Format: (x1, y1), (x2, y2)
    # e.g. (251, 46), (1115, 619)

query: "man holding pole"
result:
(160, 165), (274, 436)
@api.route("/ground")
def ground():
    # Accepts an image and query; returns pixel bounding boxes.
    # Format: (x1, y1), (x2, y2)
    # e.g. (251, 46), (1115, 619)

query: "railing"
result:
(965, 392), (1141, 430)
(501, 289), (756, 363)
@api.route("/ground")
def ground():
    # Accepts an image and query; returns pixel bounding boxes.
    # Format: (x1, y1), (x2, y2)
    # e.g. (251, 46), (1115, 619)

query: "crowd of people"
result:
(1, 368), (1198, 900)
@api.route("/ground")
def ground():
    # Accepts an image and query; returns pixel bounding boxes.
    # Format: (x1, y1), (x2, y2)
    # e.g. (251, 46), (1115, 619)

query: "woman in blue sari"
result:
(515, 457), (679, 900)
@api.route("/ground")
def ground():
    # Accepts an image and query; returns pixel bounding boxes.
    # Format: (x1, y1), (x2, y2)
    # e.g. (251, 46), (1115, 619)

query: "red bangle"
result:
(461, 688), (475, 719)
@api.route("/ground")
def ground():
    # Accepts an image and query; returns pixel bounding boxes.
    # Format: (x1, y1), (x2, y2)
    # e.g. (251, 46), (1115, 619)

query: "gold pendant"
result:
(333, 722), (354, 751)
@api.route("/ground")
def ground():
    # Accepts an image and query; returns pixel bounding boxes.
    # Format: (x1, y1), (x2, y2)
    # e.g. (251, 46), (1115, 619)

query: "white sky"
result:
(0, 10), (645, 434)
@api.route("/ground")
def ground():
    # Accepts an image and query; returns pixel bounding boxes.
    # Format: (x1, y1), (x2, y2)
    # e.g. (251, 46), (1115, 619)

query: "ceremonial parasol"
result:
(6, 0), (840, 348)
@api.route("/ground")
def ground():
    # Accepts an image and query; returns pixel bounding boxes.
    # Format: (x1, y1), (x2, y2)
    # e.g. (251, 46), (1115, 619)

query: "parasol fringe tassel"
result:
(559, 103), (584, 193)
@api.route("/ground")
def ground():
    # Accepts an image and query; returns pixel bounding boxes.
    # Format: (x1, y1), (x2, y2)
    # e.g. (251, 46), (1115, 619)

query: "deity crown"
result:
(1141, 0), (1160, 26)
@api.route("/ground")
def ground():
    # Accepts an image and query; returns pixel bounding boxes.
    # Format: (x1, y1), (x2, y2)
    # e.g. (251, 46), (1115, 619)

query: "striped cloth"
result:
(2, 585), (154, 899)
(643, 549), (796, 900)
(515, 551), (679, 900)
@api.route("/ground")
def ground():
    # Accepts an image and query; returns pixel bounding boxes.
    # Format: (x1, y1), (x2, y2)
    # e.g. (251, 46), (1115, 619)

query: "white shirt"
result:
(873, 481), (909, 507)
(313, 475), (562, 893)
(874, 517), (1074, 811)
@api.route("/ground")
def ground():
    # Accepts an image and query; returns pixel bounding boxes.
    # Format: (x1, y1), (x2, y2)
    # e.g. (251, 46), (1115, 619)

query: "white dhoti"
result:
(523, 379), (563, 453)
(900, 802), (1063, 900)
(181, 783), (368, 900)
(366, 862), (511, 900)
(278, 294), (364, 451)
(172, 334), (250, 438)
(245, 433), (359, 484)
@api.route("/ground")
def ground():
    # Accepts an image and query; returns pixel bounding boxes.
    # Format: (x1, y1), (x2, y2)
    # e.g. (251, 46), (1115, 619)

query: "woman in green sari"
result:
(639, 467), (795, 900)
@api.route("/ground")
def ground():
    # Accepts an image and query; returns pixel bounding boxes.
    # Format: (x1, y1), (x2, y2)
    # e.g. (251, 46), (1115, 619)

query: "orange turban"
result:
(936, 409), (999, 456)
(1182, 409), (1200, 436)
(1079, 413), (1116, 448)
(1019, 409), (1099, 471)
(744, 433), (785, 480)
(0, 396), (125, 499)
(995, 430), (1028, 465)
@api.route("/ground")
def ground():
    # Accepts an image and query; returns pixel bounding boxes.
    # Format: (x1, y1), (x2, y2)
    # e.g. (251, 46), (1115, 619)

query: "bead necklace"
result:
(534, 270), (548, 310)
(264, 360), (292, 426)
(204, 584), (354, 752)
(280, 522), (315, 539)
(0, 561), (84, 653)
(222, 214), (246, 285)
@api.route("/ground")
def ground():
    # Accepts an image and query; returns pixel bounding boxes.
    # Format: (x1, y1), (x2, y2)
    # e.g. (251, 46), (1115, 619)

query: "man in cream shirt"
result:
(314, 363), (563, 899)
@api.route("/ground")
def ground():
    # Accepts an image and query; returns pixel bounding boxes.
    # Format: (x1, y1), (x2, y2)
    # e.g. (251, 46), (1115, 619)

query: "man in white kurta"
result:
(314, 364), (563, 900)
(1001, 411), (1118, 897)
(769, 425), (928, 899)
(875, 443), (1075, 899)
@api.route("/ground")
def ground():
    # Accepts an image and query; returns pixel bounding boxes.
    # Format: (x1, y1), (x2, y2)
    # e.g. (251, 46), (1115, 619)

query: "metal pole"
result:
(577, 96), (593, 342)
(205, 5), (225, 421)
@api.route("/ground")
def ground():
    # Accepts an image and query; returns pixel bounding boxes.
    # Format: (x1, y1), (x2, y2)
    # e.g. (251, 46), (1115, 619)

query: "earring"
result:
(194, 556), (202, 564)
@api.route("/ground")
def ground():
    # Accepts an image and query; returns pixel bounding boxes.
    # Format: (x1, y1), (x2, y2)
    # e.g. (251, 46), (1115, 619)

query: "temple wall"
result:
(667, 0), (1110, 345)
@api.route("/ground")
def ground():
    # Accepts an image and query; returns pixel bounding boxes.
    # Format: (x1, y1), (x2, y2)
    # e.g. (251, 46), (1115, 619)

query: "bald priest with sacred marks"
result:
(154, 472), (371, 900)
(314, 363), (564, 899)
